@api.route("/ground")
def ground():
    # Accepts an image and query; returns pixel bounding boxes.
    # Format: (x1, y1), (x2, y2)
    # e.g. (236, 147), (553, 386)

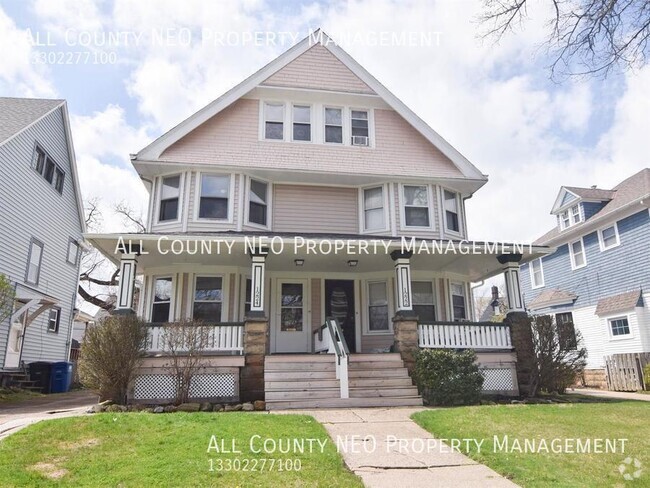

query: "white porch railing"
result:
(418, 322), (513, 350)
(146, 322), (244, 354)
(313, 318), (349, 399)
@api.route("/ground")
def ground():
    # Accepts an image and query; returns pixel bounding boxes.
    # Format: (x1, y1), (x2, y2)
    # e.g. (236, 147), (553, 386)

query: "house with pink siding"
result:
(87, 31), (549, 409)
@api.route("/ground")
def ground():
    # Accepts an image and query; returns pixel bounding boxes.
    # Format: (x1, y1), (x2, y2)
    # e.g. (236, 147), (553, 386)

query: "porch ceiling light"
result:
(347, 260), (358, 267)
(294, 259), (305, 266)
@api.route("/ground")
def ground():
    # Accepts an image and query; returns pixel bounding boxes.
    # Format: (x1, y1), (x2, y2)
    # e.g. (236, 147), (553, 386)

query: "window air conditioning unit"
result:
(352, 135), (369, 146)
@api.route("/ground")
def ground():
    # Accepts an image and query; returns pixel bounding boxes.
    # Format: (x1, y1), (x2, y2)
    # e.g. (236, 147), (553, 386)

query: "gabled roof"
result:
(535, 168), (650, 245)
(134, 30), (486, 183)
(595, 289), (643, 316)
(564, 186), (616, 200)
(550, 186), (615, 214)
(0, 97), (86, 233)
(0, 97), (64, 146)
(527, 288), (578, 311)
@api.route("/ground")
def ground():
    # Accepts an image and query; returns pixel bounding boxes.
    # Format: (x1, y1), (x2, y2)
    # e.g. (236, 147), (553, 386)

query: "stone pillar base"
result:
(241, 317), (268, 402)
(504, 311), (536, 397)
(392, 314), (419, 376)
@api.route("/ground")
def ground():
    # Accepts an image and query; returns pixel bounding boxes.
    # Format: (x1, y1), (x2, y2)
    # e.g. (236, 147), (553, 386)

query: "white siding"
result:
(0, 106), (83, 366)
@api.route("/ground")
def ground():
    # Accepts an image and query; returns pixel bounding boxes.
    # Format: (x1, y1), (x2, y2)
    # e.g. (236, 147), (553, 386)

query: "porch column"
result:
(115, 253), (137, 314)
(390, 250), (418, 375)
(241, 249), (268, 403)
(390, 250), (413, 315)
(497, 254), (524, 313)
(498, 253), (535, 396)
(249, 253), (266, 317)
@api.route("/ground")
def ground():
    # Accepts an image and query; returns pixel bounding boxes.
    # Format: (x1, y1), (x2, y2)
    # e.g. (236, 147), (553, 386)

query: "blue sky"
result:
(1, 0), (647, 245)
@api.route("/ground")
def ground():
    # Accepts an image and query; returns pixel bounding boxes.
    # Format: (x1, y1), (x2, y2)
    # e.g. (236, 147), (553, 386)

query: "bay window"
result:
(363, 186), (385, 231)
(403, 185), (430, 227)
(159, 175), (180, 222)
(443, 190), (460, 233)
(248, 179), (268, 226)
(198, 174), (230, 219)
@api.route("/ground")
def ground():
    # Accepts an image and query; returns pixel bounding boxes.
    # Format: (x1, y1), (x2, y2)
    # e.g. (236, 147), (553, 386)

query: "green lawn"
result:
(0, 413), (361, 487)
(413, 401), (650, 487)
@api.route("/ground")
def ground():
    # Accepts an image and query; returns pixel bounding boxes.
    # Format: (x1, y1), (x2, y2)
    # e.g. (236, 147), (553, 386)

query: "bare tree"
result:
(161, 320), (211, 404)
(479, 0), (650, 79)
(78, 198), (146, 311)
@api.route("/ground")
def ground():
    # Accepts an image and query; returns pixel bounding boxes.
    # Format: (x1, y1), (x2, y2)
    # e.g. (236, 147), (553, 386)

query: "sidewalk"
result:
(569, 388), (650, 402)
(280, 407), (517, 488)
(0, 390), (96, 441)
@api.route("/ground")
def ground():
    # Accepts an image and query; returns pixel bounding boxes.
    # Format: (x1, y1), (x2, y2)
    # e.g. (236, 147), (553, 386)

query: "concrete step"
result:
(265, 371), (337, 381)
(265, 396), (423, 410)
(349, 387), (419, 398)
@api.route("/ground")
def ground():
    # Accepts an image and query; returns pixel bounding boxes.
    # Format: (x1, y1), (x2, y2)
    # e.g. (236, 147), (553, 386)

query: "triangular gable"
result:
(135, 30), (486, 182)
(261, 44), (375, 94)
(551, 187), (580, 214)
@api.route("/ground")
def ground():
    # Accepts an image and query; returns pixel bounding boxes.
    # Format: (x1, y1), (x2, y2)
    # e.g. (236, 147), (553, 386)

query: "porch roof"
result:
(85, 232), (553, 282)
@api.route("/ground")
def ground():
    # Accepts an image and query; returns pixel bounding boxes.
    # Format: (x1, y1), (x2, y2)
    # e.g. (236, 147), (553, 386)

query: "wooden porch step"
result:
(265, 377), (414, 391)
(349, 361), (405, 370)
(348, 369), (410, 378)
(265, 396), (423, 410)
(265, 355), (333, 363)
(265, 361), (336, 372)
(265, 371), (336, 381)
(349, 387), (419, 398)
(266, 380), (340, 390)
(266, 388), (341, 401)
(349, 353), (402, 362)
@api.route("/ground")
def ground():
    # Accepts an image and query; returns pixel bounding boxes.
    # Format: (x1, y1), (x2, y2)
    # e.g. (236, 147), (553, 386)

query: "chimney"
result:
(591, 185), (597, 189)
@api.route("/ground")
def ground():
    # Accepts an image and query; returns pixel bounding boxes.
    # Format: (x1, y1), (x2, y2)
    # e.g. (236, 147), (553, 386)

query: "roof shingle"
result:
(595, 290), (643, 316)
(0, 97), (63, 145)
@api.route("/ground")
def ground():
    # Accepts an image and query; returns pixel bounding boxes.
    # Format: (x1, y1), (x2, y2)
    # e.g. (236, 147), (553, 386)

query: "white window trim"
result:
(25, 237), (44, 286)
(411, 279), (438, 323)
(359, 184), (390, 234)
(569, 238), (587, 270)
(323, 105), (345, 145)
(154, 172), (185, 226)
(529, 258), (545, 289)
(349, 107), (375, 148)
(449, 281), (469, 321)
(244, 176), (272, 230)
(47, 307), (60, 333)
(66, 238), (79, 266)
(191, 274), (225, 322)
(598, 223), (620, 251)
(398, 183), (434, 231)
(559, 204), (584, 231)
(364, 279), (393, 335)
(606, 314), (633, 341)
(441, 187), (462, 236)
(149, 275), (175, 323)
(261, 101), (286, 142)
(193, 172), (235, 223)
(290, 102), (313, 143)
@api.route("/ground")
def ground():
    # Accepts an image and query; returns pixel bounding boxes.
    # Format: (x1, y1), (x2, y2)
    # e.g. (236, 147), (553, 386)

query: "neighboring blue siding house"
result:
(0, 98), (85, 375)
(520, 169), (650, 387)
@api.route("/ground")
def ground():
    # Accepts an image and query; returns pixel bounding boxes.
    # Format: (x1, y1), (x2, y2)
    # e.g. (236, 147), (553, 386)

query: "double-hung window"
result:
(368, 281), (389, 332)
(571, 204), (582, 224)
(363, 186), (385, 231)
(159, 175), (180, 222)
(248, 179), (268, 226)
(555, 312), (577, 350)
(443, 190), (460, 233)
(324, 107), (343, 143)
(33, 145), (65, 194)
(67, 239), (79, 265)
(26, 238), (44, 285)
(264, 103), (284, 140)
(412, 281), (436, 322)
(451, 283), (467, 321)
(199, 174), (230, 219)
(292, 105), (311, 141)
(569, 239), (586, 269)
(47, 308), (60, 333)
(530, 258), (544, 288)
(33, 146), (46, 174)
(151, 277), (173, 322)
(351, 110), (369, 145)
(193, 276), (223, 321)
(599, 224), (620, 250)
(403, 185), (430, 227)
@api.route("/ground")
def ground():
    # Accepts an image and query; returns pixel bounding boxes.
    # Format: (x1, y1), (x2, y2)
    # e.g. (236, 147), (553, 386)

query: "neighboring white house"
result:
(0, 97), (85, 375)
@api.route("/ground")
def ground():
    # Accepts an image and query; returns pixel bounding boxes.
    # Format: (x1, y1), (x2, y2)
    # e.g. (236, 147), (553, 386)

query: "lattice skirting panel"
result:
(133, 373), (237, 401)
(481, 367), (516, 392)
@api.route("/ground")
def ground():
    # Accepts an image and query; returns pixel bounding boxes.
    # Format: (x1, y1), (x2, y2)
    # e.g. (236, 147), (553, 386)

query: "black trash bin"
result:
(50, 362), (73, 393)
(28, 361), (52, 394)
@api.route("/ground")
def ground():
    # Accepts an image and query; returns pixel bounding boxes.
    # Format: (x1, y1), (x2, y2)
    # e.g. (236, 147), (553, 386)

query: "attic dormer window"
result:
(559, 204), (583, 230)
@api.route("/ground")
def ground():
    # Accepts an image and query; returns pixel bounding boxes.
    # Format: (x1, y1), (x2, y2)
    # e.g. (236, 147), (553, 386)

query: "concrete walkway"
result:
(0, 390), (96, 441)
(281, 407), (517, 487)
(569, 388), (650, 402)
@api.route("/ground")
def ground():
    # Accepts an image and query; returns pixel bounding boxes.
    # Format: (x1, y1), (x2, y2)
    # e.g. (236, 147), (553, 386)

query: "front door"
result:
(274, 280), (309, 353)
(4, 315), (25, 368)
(325, 280), (356, 352)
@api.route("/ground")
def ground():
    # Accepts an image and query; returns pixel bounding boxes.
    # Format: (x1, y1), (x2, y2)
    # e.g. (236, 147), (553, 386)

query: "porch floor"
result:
(264, 353), (422, 410)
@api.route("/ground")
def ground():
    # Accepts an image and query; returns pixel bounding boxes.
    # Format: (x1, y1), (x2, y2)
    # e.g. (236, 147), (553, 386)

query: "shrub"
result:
(414, 349), (484, 406)
(644, 364), (650, 391)
(78, 314), (148, 404)
(530, 314), (587, 395)
(0, 273), (15, 324)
